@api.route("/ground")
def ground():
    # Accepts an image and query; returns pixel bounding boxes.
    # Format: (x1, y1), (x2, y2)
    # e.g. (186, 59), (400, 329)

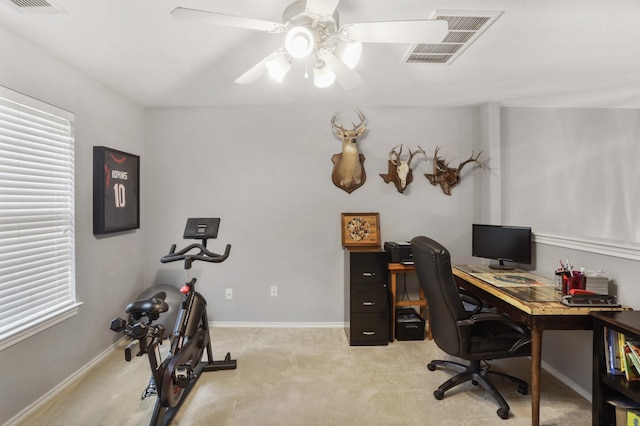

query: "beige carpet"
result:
(18, 328), (590, 425)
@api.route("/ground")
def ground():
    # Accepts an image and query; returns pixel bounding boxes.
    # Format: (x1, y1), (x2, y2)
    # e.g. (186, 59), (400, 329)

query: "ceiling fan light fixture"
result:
(335, 41), (362, 69)
(173, 3), (452, 90)
(313, 61), (336, 88)
(285, 26), (315, 58)
(265, 53), (292, 82)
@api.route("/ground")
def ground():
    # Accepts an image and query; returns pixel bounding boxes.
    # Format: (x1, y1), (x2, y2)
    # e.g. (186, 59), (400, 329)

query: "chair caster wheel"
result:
(427, 363), (436, 371)
(497, 408), (509, 419)
(433, 390), (444, 400)
(517, 385), (528, 395)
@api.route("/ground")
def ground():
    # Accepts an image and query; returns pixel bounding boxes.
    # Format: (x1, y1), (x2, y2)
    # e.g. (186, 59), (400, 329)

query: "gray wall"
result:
(499, 107), (640, 396)
(0, 26), (147, 425)
(501, 107), (640, 242)
(142, 106), (482, 323)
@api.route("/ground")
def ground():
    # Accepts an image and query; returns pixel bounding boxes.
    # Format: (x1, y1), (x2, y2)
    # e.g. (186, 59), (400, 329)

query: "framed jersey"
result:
(93, 146), (140, 235)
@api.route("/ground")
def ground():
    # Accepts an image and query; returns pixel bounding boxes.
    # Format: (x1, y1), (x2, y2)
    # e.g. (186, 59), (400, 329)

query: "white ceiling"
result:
(1, 0), (639, 109)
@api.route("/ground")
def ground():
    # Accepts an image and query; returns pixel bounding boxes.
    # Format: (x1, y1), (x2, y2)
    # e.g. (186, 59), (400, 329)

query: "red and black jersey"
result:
(103, 151), (138, 231)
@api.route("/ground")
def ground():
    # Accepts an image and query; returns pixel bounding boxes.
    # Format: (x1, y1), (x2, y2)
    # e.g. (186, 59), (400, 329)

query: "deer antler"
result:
(433, 146), (441, 159)
(433, 146), (450, 172)
(389, 144), (403, 165)
(331, 109), (366, 136)
(408, 145), (426, 166)
(457, 151), (484, 173)
(353, 109), (366, 134)
(331, 112), (346, 133)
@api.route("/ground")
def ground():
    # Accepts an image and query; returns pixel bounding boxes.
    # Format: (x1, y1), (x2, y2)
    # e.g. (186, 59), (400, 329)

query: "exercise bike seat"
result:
(125, 292), (169, 315)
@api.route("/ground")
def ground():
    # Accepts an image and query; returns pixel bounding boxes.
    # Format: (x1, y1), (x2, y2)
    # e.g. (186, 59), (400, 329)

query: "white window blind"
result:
(0, 86), (79, 351)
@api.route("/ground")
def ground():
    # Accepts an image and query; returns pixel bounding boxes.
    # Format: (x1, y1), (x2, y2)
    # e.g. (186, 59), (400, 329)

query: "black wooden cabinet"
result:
(344, 249), (390, 346)
(592, 311), (640, 425)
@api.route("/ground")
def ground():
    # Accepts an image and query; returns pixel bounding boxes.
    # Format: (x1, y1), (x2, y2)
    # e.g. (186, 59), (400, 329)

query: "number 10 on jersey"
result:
(113, 183), (126, 208)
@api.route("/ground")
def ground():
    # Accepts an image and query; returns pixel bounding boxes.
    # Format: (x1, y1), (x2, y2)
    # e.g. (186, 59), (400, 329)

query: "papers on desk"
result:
(471, 271), (554, 288)
(500, 285), (559, 302)
(456, 265), (560, 301)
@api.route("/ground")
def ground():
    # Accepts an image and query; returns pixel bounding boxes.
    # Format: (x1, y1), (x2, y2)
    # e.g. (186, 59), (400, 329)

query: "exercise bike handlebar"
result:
(160, 242), (231, 265)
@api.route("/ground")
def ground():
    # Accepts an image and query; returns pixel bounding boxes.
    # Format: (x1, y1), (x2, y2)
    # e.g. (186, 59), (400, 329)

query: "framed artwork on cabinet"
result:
(93, 146), (140, 235)
(341, 212), (380, 248)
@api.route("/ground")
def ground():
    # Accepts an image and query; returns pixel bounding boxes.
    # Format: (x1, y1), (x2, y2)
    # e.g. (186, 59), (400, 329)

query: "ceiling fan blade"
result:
(320, 51), (364, 90)
(171, 7), (285, 33)
(235, 50), (287, 84)
(235, 61), (267, 85)
(342, 20), (448, 44)
(304, 0), (341, 17)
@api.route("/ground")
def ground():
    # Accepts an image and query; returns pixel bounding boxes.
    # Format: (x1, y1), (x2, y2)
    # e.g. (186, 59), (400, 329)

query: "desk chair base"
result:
(427, 359), (528, 420)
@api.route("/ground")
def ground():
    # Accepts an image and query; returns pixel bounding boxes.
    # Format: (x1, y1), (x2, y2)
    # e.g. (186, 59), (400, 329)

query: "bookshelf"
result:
(592, 311), (640, 425)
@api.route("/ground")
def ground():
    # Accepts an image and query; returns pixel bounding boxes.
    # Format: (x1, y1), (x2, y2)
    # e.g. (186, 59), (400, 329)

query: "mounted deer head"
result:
(330, 110), (367, 194)
(379, 144), (425, 193)
(425, 146), (485, 195)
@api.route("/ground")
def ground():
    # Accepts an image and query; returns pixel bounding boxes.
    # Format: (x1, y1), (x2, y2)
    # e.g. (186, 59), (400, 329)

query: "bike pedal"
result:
(174, 367), (194, 388)
(141, 379), (157, 400)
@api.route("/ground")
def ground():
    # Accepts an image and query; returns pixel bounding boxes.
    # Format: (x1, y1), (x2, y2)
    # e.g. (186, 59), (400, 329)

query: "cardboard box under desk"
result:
(395, 308), (425, 341)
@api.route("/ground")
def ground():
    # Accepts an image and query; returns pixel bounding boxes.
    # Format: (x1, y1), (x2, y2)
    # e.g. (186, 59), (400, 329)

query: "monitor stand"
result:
(489, 259), (514, 270)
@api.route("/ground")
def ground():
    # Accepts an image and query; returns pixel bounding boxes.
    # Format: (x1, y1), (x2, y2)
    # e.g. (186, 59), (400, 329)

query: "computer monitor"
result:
(472, 224), (532, 270)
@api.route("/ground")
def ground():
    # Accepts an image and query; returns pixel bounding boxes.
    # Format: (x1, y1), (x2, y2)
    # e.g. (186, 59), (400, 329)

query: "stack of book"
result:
(586, 275), (609, 294)
(605, 328), (640, 424)
(604, 327), (640, 381)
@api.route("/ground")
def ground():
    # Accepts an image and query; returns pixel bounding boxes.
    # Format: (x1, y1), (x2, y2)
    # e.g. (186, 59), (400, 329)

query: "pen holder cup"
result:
(554, 271), (564, 291)
(562, 273), (585, 295)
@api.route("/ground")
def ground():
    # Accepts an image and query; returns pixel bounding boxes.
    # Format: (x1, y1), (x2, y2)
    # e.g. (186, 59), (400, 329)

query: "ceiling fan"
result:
(171, 0), (448, 90)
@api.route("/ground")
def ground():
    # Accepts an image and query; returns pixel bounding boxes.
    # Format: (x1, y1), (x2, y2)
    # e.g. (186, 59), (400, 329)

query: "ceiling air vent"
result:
(3, 0), (64, 13)
(402, 10), (503, 65)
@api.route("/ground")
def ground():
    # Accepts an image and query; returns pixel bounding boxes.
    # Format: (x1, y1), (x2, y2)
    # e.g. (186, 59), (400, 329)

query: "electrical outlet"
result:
(270, 285), (277, 297)
(225, 288), (233, 300)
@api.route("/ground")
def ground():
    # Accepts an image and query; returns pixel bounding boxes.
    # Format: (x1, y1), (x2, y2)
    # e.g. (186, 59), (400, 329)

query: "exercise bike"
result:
(110, 218), (237, 426)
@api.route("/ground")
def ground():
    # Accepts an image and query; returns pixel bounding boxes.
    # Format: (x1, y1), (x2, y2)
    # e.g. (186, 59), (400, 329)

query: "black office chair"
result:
(411, 236), (531, 420)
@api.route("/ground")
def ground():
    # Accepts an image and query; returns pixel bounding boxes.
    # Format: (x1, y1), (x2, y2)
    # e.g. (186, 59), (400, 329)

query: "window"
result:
(0, 86), (80, 351)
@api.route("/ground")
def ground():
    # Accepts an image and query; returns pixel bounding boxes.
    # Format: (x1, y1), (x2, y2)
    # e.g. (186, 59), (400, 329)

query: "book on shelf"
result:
(607, 327), (624, 375)
(628, 410), (640, 425)
(603, 327), (640, 379)
(627, 341), (640, 374)
(623, 349), (640, 382)
(619, 331), (628, 376)
(605, 326), (612, 373)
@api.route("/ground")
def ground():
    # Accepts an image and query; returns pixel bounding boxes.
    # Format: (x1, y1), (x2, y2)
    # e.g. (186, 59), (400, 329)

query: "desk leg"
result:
(418, 287), (432, 340)
(530, 322), (543, 426)
(390, 272), (397, 341)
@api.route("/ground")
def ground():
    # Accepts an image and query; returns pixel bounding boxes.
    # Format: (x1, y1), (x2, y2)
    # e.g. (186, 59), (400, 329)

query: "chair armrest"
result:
(458, 313), (528, 332)
(456, 313), (531, 352)
(459, 289), (484, 314)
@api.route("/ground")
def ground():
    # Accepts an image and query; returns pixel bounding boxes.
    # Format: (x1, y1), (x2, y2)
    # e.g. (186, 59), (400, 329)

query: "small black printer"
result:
(384, 241), (413, 264)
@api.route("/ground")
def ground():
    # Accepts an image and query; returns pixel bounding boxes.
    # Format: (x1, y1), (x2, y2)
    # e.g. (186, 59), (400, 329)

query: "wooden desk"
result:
(388, 263), (431, 341)
(452, 265), (627, 426)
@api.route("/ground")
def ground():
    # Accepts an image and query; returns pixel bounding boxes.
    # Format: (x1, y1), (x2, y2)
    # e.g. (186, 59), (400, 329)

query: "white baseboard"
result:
(540, 359), (592, 402)
(211, 321), (346, 328)
(4, 337), (125, 426)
